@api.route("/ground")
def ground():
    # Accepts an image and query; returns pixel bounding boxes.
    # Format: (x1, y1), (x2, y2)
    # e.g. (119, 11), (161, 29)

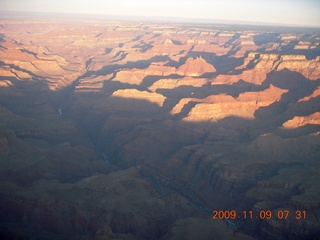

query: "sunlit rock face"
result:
(0, 15), (320, 240)
(176, 57), (216, 77)
(176, 84), (288, 122)
(282, 112), (320, 128)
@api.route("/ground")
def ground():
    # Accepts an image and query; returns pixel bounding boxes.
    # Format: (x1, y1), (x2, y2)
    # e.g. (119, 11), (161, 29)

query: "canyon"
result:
(0, 14), (320, 239)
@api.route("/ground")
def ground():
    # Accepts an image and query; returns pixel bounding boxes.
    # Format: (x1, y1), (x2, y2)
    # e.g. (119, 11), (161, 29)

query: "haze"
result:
(1, 0), (320, 27)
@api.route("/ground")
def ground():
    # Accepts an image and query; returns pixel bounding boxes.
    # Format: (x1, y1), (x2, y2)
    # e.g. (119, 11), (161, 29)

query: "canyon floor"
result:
(0, 13), (320, 240)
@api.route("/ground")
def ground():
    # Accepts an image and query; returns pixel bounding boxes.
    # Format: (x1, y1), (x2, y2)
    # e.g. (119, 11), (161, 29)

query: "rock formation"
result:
(282, 112), (320, 128)
(176, 57), (216, 77)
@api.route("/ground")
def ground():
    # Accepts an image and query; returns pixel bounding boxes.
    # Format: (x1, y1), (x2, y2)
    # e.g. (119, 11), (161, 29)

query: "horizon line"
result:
(1, 10), (320, 29)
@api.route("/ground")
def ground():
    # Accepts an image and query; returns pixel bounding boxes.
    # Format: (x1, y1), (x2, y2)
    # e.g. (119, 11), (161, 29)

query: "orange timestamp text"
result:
(212, 210), (306, 220)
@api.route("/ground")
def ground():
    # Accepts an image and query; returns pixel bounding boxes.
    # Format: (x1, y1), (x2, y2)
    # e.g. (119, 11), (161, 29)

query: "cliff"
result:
(176, 57), (216, 77)
(213, 53), (320, 85)
(175, 84), (287, 121)
(112, 89), (166, 107)
(282, 112), (320, 128)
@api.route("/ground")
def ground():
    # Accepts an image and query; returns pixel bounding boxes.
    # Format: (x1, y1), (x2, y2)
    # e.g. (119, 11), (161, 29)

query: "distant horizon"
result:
(1, 10), (320, 29)
(1, 0), (320, 28)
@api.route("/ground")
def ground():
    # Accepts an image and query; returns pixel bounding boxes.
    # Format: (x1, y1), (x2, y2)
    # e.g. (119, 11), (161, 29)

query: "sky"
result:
(1, 0), (320, 27)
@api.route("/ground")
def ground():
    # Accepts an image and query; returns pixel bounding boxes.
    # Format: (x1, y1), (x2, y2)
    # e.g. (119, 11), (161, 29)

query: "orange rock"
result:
(180, 84), (287, 121)
(298, 87), (320, 102)
(176, 57), (216, 77)
(213, 53), (280, 85)
(149, 76), (207, 91)
(282, 112), (320, 128)
(112, 89), (166, 107)
(277, 55), (320, 80)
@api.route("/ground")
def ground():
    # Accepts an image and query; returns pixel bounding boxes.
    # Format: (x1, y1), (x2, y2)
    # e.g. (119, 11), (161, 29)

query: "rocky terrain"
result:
(0, 14), (320, 239)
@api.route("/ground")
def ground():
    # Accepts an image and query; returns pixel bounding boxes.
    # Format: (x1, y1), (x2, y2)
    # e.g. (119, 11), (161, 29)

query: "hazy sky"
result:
(1, 0), (320, 26)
